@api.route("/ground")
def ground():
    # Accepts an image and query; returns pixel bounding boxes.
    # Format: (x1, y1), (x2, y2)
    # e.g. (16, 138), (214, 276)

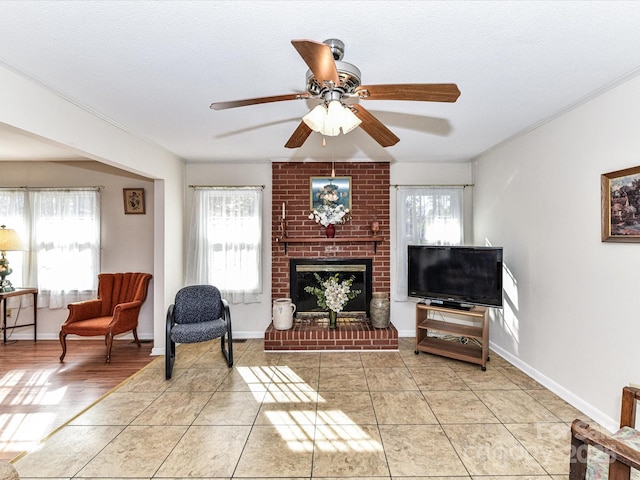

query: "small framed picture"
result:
(601, 166), (640, 242)
(310, 176), (351, 210)
(123, 188), (145, 215)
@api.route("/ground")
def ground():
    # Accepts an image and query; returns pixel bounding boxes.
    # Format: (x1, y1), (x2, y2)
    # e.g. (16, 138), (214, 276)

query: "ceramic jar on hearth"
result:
(370, 292), (390, 329)
(272, 298), (296, 330)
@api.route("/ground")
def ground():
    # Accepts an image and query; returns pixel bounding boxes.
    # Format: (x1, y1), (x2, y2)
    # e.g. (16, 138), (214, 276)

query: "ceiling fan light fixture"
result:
(320, 121), (341, 137)
(303, 100), (361, 137)
(302, 104), (326, 132)
(321, 100), (344, 136)
(340, 105), (362, 134)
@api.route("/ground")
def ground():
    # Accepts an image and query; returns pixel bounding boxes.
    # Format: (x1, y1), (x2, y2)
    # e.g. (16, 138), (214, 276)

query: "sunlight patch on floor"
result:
(0, 412), (57, 451)
(236, 366), (277, 401)
(271, 366), (305, 383)
(265, 410), (317, 426)
(264, 384), (317, 404)
(316, 409), (354, 425)
(1, 368), (67, 405)
(237, 366), (275, 384)
(0, 370), (26, 388)
(269, 421), (315, 452)
(15, 385), (67, 405)
(262, 365), (384, 453)
(315, 423), (383, 452)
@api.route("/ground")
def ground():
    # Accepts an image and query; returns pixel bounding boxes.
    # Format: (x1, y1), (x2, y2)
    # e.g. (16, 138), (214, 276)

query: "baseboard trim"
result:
(489, 341), (618, 432)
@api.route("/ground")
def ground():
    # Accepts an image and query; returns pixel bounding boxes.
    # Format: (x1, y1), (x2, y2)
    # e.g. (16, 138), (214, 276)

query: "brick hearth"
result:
(264, 319), (398, 351)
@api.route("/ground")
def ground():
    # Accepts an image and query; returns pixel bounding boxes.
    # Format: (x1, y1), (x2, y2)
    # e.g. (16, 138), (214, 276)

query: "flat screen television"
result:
(407, 245), (504, 309)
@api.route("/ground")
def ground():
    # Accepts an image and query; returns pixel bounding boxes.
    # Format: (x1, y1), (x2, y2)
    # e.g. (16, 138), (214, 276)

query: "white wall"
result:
(0, 161), (155, 340)
(473, 74), (640, 430)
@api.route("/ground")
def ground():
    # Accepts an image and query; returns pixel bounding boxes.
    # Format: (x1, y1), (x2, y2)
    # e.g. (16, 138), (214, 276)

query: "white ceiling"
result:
(2, 1), (640, 164)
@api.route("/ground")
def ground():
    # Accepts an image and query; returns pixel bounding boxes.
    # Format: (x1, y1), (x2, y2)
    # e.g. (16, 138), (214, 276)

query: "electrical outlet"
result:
(6, 309), (11, 318)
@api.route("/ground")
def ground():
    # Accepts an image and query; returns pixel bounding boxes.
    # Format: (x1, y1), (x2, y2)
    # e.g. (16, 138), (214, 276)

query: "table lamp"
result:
(0, 225), (27, 292)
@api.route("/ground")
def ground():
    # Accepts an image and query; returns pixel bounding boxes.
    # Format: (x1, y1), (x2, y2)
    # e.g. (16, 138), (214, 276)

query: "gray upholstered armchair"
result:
(165, 285), (233, 379)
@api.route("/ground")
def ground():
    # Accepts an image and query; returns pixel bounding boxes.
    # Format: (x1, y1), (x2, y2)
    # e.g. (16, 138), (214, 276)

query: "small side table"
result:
(0, 288), (38, 344)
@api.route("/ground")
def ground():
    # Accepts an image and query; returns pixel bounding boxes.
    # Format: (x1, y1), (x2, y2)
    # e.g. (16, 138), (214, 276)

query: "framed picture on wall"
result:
(123, 188), (145, 215)
(601, 166), (640, 242)
(310, 176), (351, 210)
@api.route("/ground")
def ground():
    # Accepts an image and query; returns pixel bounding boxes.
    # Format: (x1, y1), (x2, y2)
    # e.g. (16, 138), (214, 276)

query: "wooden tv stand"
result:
(414, 303), (489, 370)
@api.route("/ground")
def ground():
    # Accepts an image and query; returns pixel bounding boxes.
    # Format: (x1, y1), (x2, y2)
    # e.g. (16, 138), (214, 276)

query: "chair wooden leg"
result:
(132, 328), (141, 348)
(59, 331), (67, 363)
(620, 387), (638, 428)
(609, 460), (631, 480)
(569, 431), (587, 479)
(105, 333), (113, 363)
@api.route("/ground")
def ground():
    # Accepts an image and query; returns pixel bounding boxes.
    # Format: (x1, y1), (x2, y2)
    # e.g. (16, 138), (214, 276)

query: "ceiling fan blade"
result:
(284, 121), (313, 149)
(210, 93), (309, 110)
(355, 83), (461, 103)
(291, 39), (340, 86)
(350, 105), (400, 147)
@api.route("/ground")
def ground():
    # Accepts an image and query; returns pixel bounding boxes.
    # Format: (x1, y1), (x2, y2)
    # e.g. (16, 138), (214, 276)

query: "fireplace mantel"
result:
(276, 236), (383, 253)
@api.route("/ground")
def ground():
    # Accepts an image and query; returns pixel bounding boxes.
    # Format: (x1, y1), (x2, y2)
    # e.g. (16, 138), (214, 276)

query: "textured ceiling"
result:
(2, 1), (640, 163)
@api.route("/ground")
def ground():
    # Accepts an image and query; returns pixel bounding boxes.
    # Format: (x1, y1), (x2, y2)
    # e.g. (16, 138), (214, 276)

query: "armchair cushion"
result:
(584, 427), (640, 479)
(61, 316), (114, 337)
(170, 319), (228, 344)
(570, 386), (640, 480)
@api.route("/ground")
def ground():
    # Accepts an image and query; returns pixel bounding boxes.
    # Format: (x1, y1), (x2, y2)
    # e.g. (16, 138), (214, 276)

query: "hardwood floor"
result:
(0, 339), (156, 462)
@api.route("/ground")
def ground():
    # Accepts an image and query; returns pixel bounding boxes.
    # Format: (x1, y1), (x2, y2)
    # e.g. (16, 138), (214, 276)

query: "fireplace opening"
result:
(290, 258), (373, 319)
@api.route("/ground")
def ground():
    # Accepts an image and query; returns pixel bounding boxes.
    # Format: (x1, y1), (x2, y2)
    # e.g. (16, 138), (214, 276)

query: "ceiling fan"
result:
(210, 39), (460, 149)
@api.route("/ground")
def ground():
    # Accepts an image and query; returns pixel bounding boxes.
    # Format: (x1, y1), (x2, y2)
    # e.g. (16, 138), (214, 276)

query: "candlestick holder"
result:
(280, 218), (287, 237)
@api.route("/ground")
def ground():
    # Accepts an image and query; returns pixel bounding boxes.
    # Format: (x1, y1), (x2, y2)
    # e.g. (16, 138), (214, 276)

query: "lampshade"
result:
(302, 100), (363, 138)
(0, 225), (26, 292)
(322, 100), (343, 136)
(0, 225), (26, 252)
(340, 105), (362, 134)
(302, 104), (326, 132)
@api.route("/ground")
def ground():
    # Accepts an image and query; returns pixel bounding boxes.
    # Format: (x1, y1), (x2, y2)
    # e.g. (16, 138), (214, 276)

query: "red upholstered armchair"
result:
(59, 272), (152, 363)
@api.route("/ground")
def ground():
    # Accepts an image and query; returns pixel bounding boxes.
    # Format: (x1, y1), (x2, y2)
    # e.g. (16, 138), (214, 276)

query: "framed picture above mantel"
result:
(601, 166), (640, 242)
(310, 176), (351, 210)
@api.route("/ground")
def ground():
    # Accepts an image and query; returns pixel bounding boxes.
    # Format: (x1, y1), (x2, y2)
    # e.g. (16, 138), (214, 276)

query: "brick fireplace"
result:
(267, 161), (397, 351)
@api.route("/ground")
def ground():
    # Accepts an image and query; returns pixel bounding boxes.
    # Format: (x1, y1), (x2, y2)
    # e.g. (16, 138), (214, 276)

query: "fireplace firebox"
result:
(290, 258), (373, 319)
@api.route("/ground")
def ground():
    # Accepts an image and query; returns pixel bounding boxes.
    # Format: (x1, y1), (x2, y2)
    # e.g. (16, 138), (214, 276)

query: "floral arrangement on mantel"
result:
(304, 273), (361, 329)
(308, 203), (351, 227)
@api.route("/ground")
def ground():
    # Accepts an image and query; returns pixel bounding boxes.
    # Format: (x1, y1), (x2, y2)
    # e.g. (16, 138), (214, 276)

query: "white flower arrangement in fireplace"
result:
(304, 273), (361, 314)
(308, 203), (351, 227)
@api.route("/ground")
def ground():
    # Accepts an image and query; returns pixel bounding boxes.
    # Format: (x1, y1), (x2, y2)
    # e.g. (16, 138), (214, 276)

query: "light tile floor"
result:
(12, 337), (589, 479)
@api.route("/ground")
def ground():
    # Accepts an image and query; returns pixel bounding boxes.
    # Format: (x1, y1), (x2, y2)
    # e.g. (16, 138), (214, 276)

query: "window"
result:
(0, 188), (101, 308)
(395, 186), (463, 300)
(186, 187), (262, 303)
